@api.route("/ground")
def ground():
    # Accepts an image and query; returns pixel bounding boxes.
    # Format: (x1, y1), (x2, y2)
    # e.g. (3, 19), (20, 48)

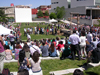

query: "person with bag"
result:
(2, 68), (10, 75)
(0, 35), (5, 73)
(84, 43), (100, 66)
(18, 50), (30, 71)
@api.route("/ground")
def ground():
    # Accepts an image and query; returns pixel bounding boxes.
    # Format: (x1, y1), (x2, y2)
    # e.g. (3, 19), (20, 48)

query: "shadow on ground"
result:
(85, 72), (98, 75)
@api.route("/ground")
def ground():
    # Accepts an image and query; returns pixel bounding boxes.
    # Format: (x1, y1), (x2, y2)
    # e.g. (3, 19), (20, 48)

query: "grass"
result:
(4, 58), (100, 75)
(4, 59), (86, 75)
(13, 23), (65, 40)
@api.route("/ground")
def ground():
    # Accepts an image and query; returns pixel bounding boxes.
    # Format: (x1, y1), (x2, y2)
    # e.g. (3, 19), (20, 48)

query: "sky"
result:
(0, 0), (51, 8)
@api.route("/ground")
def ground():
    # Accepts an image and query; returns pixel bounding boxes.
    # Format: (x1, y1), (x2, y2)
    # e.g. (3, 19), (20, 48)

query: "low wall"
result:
(92, 19), (99, 25)
(32, 18), (49, 21)
(72, 19), (92, 25)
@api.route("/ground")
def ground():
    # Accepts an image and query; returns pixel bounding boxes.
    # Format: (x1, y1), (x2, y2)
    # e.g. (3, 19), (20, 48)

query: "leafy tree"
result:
(0, 9), (8, 23)
(44, 10), (49, 16)
(8, 17), (14, 22)
(55, 6), (65, 19)
(50, 12), (57, 19)
(37, 10), (43, 17)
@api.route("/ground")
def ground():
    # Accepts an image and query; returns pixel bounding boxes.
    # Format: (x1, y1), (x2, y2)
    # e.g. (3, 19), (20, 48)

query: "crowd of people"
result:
(0, 22), (100, 75)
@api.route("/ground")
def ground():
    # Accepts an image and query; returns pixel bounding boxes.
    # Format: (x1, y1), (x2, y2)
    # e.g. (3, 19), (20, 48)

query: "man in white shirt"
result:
(34, 27), (37, 35)
(86, 32), (93, 44)
(27, 34), (31, 41)
(30, 43), (42, 56)
(69, 30), (81, 60)
(24, 28), (27, 36)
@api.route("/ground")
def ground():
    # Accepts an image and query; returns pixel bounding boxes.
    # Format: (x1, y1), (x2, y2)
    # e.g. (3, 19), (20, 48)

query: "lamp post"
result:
(70, 13), (72, 30)
(77, 14), (79, 29)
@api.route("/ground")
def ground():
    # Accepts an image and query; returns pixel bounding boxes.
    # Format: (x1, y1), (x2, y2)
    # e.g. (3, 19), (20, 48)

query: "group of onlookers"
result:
(1, 22), (100, 75)
(33, 25), (58, 35)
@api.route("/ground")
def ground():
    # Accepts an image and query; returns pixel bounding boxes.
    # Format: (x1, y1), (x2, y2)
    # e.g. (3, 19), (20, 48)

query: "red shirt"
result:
(53, 41), (56, 47)
(57, 44), (64, 50)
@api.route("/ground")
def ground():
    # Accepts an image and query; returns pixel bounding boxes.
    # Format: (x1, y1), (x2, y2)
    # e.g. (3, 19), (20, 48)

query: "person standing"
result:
(55, 27), (57, 35)
(69, 30), (81, 60)
(0, 35), (5, 73)
(24, 28), (27, 36)
(34, 26), (37, 35)
(80, 31), (87, 58)
(86, 32), (93, 44)
(9, 31), (15, 50)
(52, 26), (54, 35)
(27, 34), (31, 41)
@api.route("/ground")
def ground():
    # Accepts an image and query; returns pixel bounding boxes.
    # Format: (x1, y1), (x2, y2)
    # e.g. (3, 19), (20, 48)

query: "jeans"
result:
(80, 45), (87, 57)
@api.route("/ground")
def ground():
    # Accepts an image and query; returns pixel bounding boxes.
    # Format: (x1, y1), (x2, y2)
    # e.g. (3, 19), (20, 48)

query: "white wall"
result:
(15, 8), (32, 22)
(51, 0), (68, 9)
(71, 0), (95, 8)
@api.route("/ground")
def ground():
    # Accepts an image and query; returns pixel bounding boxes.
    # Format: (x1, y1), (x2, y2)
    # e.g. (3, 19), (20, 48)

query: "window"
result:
(52, 2), (59, 4)
(77, 0), (86, 1)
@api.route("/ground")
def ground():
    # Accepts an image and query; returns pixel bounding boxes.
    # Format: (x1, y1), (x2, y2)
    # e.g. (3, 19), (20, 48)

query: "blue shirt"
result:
(49, 47), (57, 57)
(40, 45), (49, 57)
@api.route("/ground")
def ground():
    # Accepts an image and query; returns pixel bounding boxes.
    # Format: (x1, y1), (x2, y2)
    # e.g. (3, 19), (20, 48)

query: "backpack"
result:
(2, 68), (10, 75)
(92, 48), (100, 63)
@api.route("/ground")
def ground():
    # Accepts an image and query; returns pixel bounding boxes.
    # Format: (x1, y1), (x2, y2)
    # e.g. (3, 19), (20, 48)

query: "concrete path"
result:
(50, 67), (84, 75)
(49, 62), (100, 75)
(4, 57), (59, 63)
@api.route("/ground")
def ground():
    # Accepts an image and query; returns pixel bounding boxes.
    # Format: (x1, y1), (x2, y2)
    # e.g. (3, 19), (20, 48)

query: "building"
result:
(50, 0), (100, 25)
(51, 0), (69, 9)
(0, 5), (32, 22)
(37, 5), (51, 13)
(32, 9), (38, 19)
(0, 7), (15, 18)
(36, 5), (51, 19)
(71, 0), (100, 8)
(15, 5), (30, 8)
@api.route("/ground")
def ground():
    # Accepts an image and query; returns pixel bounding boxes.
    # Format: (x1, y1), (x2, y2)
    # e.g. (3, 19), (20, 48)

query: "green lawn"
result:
(4, 58), (100, 75)
(4, 59), (86, 75)
(14, 23), (65, 40)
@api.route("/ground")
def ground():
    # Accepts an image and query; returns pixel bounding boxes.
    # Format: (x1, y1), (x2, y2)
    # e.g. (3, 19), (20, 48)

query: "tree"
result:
(0, 9), (8, 23)
(50, 12), (57, 19)
(44, 10), (49, 16)
(8, 17), (14, 22)
(55, 6), (65, 19)
(37, 10), (43, 17)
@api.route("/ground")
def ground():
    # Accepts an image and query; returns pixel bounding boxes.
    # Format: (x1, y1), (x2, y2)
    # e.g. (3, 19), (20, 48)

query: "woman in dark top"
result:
(22, 43), (30, 59)
(60, 44), (71, 60)
(18, 50), (30, 70)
